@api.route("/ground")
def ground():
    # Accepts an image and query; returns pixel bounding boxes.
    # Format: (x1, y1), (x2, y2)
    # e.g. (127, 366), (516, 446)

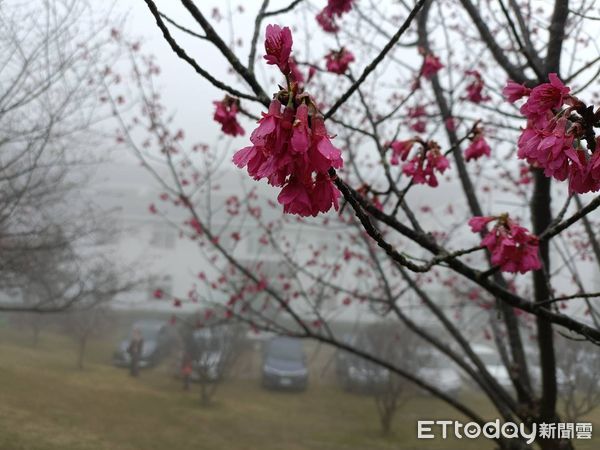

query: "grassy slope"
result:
(0, 331), (596, 450)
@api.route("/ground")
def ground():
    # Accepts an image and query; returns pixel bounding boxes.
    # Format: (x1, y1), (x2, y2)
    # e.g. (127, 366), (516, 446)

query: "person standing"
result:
(127, 328), (144, 377)
(181, 351), (193, 390)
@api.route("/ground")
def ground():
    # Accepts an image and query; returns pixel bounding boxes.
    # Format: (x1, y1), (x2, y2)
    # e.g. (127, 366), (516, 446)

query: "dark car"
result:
(113, 320), (174, 368)
(261, 337), (308, 391)
(334, 333), (389, 393)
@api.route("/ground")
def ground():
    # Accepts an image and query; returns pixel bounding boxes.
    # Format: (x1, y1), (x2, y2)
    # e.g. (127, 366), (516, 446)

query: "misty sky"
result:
(115, 1), (302, 151)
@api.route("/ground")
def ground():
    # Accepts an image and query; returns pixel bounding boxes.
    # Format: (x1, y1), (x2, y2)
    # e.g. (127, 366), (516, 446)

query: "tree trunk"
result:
(531, 173), (574, 450)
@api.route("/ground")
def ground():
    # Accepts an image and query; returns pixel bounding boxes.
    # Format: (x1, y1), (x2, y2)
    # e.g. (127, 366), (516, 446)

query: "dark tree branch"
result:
(158, 12), (208, 40)
(332, 172), (600, 343)
(546, 0), (569, 74)
(530, 169), (559, 424)
(263, 0), (304, 17)
(540, 194), (600, 240)
(418, 0), (534, 402)
(179, 0), (271, 105)
(248, 0), (270, 73)
(498, 0), (544, 79)
(324, 0), (427, 119)
(458, 0), (529, 83)
(141, 0), (264, 103)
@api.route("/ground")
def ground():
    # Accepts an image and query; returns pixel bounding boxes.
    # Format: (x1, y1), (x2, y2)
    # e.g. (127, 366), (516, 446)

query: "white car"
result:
(417, 364), (463, 395)
(413, 348), (463, 395)
(465, 344), (512, 389)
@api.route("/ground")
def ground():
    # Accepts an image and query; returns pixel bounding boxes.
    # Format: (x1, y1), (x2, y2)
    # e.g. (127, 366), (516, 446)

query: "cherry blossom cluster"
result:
(262, 24), (306, 85)
(408, 105), (427, 132)
(463, 70), (490, 104)
(325, 48), (355, 74)
(233, 24), (343, 217)
(464, 128), (491, 162)
(421, 52), (443, 79)
(316, 0), (354, 32)
(469, 214), (541, 274)
(507, 73), (600, 194)
(213, 95), (245, 137)
(388, 139), (450, 187)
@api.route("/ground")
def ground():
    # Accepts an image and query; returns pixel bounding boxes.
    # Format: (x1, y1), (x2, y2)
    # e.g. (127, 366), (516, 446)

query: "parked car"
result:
(335, 333), (462, 395)
(174, 326), (229, 382)
(334, 333), (390, 393)
(461, 344), (577, 395)
(415, 351), (462, 396)
(113, 320), (174, 368)
(261, 337), (308, 391)
(464, 344), (512, 389)
(191, 327), (227, 381)
(527, 349), (576, 396)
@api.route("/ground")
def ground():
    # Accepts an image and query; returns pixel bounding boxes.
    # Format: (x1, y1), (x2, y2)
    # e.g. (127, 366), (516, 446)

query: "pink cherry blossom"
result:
(264, 24), (293, 74)
(235, 24), (344, 216)
(233, 99), (282, 176)
(421, 54), (443, 79)
(534, 118), (575, 180)
(463, 70), (490, 104)
(503, 80), (530, 103)
(278, 177), (313, 216)
(408, 106), (427, 132)
(408, 105), (426, 118)
(213, 97), (245, 137)
(410, 120), (426, 133)
(465, 134), (491, 161)
(316, 9), (339, 32)
(234, 98), (343, 216)
(470, 215), (542, 274)
(468, 216), (495, 233)
(311, 172), (341, 215)
(512, 76), (600, 194)
(315, 1), (352, 32)
(389, 139), (415, 165)
(325, 0), (354, 16)
(517, 117), (573, 181)
(325, 48), (355, 74)
(569, 150), (600, 194)
(587, 147), (600, 190)
(310, 114), (344, 171)
(291, 104), (311, 153)
(520, 73), (570, 118)
(402, 145), (449, 187)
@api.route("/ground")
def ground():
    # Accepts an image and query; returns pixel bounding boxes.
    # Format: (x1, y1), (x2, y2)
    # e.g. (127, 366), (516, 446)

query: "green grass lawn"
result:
(0, 329), (597, 449)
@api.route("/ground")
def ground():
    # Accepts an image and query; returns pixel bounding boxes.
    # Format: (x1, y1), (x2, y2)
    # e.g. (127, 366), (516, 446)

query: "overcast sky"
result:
(89, 1), (599, 317)
(114, 1), (308, 149)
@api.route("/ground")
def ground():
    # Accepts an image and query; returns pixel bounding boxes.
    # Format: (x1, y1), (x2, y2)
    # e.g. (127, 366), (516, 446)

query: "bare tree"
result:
(60, 263), (136, 370)
(556, 335), (600, 422)
(107, 1), (600, 449)
(178, 317), (244, 406)
(0, 0), (130, 313)
(366, 322), (419, 435)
